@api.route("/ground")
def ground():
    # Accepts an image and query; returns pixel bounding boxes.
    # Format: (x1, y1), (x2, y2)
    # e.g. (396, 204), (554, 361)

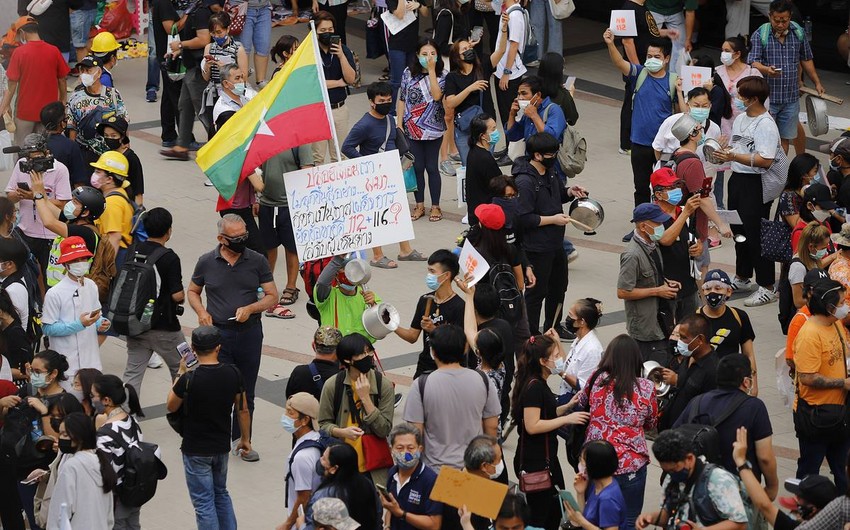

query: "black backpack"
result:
(106, 419), (167, 507)
(490, 263), (523, 323)
(675, 391), (750, 464)
(105, 247), (168, 337)
(8, 230), (43, 350)
(0, 398), (53, 479)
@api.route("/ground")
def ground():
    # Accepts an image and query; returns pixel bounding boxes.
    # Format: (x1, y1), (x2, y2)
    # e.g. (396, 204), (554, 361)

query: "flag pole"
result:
(310, 21), (342, 162)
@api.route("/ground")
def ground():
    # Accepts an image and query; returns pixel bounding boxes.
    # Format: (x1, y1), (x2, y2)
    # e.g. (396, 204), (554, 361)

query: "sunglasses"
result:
(223, 233), (249, 243)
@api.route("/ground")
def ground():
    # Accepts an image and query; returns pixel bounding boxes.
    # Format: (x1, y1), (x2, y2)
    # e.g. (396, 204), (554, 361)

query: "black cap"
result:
(803, 268), (829, 289)
(803, 183), (838, 211)
(77, 55), (103, 69)
(786, 475), (838, 509)
(192, 326), (221, 351)
(96, 114), (128, 137)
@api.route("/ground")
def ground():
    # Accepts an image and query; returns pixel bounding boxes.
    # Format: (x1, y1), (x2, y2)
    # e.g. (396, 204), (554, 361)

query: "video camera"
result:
(2, 134), (54, 174)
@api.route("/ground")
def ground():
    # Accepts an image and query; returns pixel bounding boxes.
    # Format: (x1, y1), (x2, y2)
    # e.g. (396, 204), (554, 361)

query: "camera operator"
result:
(4, 133), (72, 278)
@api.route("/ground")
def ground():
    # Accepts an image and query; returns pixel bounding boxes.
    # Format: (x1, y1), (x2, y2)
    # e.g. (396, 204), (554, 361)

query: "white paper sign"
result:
(681, 66), (712, 95)
(716, 209), (743, 225)
(285, 151), (415, 261)
(459, 240), (491, 287)
(609, 10), (637, 37)
(456, 166), (467, 210)
(380, 9), (417, 35)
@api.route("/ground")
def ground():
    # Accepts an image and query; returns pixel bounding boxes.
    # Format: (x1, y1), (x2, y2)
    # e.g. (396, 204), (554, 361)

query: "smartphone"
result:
(774, 67), (783, 73)
(700, 176), (713, 198)
(376, 483), (391, 499)
(329, 35), (341, 48)
(17, 182), (30, 191)
(558, 489), (580, 511)
(177, 341), (199, 369)
(89, 309), (100, 318)
(565, 76), (576, 91)
(471, 25), (484, 41)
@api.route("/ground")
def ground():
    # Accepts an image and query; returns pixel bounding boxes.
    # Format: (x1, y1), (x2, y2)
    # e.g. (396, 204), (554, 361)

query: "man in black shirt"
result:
(17, 0), (81, 60)
(124, 208), (186, 398)
(40, 102), (88, 186)
(285, 326), (342, 401)
(150, 0), (184, 148)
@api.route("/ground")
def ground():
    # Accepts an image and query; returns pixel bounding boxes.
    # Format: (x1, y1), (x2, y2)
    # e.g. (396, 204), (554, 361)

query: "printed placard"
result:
(681, 65), (712, 94)
(285, 151), (415, 261)
(458, 239), (491, 287)
(609, 10), (637, 37)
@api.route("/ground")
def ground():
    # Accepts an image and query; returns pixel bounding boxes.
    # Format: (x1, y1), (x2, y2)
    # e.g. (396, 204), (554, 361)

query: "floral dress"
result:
(399, 68), (446, 142)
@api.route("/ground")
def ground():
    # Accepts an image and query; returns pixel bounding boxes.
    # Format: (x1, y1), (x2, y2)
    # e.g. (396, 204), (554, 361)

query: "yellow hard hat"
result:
(90, 150), (129, 178)
(91, 31), (121, 54)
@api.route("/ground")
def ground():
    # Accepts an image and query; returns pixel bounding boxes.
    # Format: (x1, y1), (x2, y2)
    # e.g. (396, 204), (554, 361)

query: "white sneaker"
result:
(744, 286), (777, 307)
(568, 249), (579, 263)
(731, 277), (756, 292)
(147, 353), (164, 369)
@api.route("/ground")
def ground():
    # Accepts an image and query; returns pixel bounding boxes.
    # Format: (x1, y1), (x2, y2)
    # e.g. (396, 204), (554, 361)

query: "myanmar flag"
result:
(196, 30), (334, 200)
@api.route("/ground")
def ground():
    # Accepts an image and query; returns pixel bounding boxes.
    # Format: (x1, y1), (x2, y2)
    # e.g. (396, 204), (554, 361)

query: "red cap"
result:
(57, 236), (93, 264)
(650, 167), (680, 189)
(475, 203), (506, 230)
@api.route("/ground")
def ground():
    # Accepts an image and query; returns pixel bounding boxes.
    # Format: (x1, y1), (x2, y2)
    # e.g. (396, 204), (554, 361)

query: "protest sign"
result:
(609, 10), (637, 37)
(681, 65), (712, 94)
(458, 239), (490, 287)
(430, 467), (509, 520)
(285, 151), (415, 261)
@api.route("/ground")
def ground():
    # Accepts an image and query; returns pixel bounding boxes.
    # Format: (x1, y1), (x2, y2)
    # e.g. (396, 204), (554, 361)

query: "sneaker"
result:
(147, 353), (163, 369)
(240, 449), (260, 462)
(161, 140), (176, 148)
(188, 141), (205, 151)
(618, 148), (631, 156)
(449, 152), (461, 162)
(731, 277), (756, 292)
(204, 179), (215, 187)
(525, 60), (540, 68)
(567, 249), (579, 263)
(394, 393), (403, 408)
(439, 159), (456, 176)
(461, 214), (468, 225)
(744, 286), (777, 307)
(556, 324), (576, 342)
(146, 89), (157, 103)
(257, 80), (268, 89)
(496, 153), (512, 166)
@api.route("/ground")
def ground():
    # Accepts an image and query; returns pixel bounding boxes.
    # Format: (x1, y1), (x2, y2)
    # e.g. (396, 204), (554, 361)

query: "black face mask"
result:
(224, 238), (247, 254)
(705, 292), (726, 309)
(352, 356), (373, 373)
(58, 438), (76, 454)
(461, 49), (476, 63)
(318, 33), (333, 46)
(374, 102), (393, 116)
(315, 459), (326, 476)
(563, 315), (578, 331)
(538, 156), (557, 169)
(103, 137), (122, 150)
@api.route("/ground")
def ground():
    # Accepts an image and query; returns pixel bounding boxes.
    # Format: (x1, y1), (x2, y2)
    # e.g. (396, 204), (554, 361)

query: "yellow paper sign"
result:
(429, 467), (509, 520)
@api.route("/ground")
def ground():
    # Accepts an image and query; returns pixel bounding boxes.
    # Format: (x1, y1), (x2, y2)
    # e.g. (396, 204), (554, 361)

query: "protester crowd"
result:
(0, 0), (850, 529)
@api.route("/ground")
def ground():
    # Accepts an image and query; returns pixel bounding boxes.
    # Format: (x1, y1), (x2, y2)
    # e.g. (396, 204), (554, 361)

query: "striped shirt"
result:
(748, 25), (813, 105)
(97, 415), (143, 485)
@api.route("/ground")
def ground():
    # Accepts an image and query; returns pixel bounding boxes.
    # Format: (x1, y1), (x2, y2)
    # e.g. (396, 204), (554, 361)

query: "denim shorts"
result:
(70, 9), (97, 48)
(238, 6), (272, 56)
(769, 100), (800, 140)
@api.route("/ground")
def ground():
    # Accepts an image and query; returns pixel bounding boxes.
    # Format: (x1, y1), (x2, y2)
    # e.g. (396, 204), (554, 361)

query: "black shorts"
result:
(258, 204), (296, 252)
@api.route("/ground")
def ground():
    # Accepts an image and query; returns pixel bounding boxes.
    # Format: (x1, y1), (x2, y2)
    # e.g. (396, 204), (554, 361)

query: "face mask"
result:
(578, 462), (587, 476)
(538, 156), (556, 169)
(393, 450), (420, 469)
(689, 108), (710, 123)
(80, 72), (97, 87)
(563, 315), (577, 331)
(213, 36), (228, 46)
(668, 467), (689, 483)
(812, 248), (828, 260)
(644, 57), (664, 73)
(339, 282), (356, 292)
(462, 49), (476, 63)
(231, 82), (246, 96)
(720, 51), (735, 66)
(63, 201), (78, 221)
(666, 188), (683, 206)
(425, 272), (443, 291)
(352, 356), (373, 374)
(68, 261), (91, 277)
(489, 459), (505, 479)
(517, 99), (530, 116)
(58, 438), (76, 454)
(488, 130), (500, 146)
(92, 399), (106, 415)
(676, 338), (694, 357)
(68, 388), (84, 402)
(649, 224), (665, 242)
(418, 56), (429, 69)
(833, 303), (850, 320)
(830, 157), (844, 171)
(554, 357), (567, 375)
(374, 102), (393, 116)
(318, 33), (333, 46)
(225, 239), (247, 254)
(734, 98), (750, 112)
(281, 414), (298, 433)
(103, 137), (122, 151)
(30, 372), (48, 389)
(705, 291), (727, 309)
(315, 459), (326, 476)
(812, 209), (831, 222)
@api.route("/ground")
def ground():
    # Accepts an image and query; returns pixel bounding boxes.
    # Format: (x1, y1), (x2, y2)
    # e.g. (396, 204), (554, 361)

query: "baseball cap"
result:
(783, 475), (838, 510)
(650, 167), (680, 189)
(192, 326), (222, 351)
(829, 137), (850, 159)
(818, 130), (850, 154)
(57, 236), (93, 264)
(96, 114), (129, 138)
(803, 183), (837, 211)
(475, 204), (506, 230)
(804, 268), (830, 290)
(314, 326), (342, 354)
(703, 269), (732, 288)
(287, 392), (320, 429)
(312, 498), (361, 530)
(631, 203), (671, 224)
(77, 55), (103, 69)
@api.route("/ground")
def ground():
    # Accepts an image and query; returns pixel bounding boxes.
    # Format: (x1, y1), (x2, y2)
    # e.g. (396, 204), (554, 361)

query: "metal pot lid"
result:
(702, 138), (726, 165)
(568, 197), (604, 234)
(806, 95), (829, 137)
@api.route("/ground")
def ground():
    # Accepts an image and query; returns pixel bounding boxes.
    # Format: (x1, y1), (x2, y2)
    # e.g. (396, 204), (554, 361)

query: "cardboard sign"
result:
(609, 10), (637, 37)
(681, 65), (712, 95)
(285, 151), (415, 261)
(430, 466), (509, 520)
(459, 239), (491, 287)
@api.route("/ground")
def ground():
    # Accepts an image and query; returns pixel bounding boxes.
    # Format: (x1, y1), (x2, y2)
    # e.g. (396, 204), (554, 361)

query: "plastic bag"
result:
(98, 1), (133, 40)
(775, 347), (794, 409)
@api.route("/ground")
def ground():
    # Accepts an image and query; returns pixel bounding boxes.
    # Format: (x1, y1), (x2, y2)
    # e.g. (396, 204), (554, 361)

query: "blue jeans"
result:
(182, 453), (237, 530)
(769, 100), (800, 140)
(238, 6), (272, 56)
(528, 0), (562, 61)
(454, 126), (471, 167)
(614, 464), (647, 530)
(796, 432), (850, 493)
(649, 11), (686, 74)
(218, 323), (264, 441)
(70, 9), (96, 49)
(409, 138), (442, 205)
(388, 49), (412, 105)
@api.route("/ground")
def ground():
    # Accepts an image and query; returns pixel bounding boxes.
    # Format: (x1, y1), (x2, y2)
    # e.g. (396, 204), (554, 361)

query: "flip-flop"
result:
(266, 305), (296, 319)
(398, 250), (427, 261)
(279, 287), (300, 305)
(370, 256), (398, 269)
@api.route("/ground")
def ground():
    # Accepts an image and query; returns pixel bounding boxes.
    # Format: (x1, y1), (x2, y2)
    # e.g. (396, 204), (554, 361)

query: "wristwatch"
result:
(503, 68), (513, 75)
(33, 192), (44, 201)
(737, 461), (752, 472)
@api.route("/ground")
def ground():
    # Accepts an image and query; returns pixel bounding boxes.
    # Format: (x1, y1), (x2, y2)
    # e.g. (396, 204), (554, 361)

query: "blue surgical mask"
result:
(30, 372), (48, 389)
(668, 467), (690, 483)
(425, 272), (443, 291)
(649, 224), (665, 242)
(644, 57), (664, 73)
(393, 450), (421, 469)
(488, 130), (500, 146)
(666, 188), (683, 205)
(281, 414), (297, 433)
(554, 357), (567, 375)
(419, 56), (429, 69)
(812, 248), (828, 260)
(676, 339), (693, 357)
(213, 36), (228, 46)
(63, 201), (78, 221)
(689, 108), (710, 123)
(232, 82), (246, 96)
(734, 98), (749, 112)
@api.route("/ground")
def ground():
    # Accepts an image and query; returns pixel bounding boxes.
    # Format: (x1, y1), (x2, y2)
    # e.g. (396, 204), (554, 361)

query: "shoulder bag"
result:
(518, 379), (553, 493)
(793, 323), (850, 438)
(760, 205), (793, 263)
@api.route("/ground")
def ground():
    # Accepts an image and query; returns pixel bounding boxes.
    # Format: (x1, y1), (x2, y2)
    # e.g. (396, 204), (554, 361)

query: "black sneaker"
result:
(556, 324), (576, 342)
(496, 153), (513, 167)
(394, 393), (403, 408)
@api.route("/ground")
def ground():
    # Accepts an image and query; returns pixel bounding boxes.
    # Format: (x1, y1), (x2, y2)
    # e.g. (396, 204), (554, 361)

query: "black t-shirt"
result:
(174, 363), (244, 455)
(433, 8), (469, 57)
(179, 5), (212, 69)
(773, 512), (799, 530)
(135, 241), (184, 331)
(836, 173), (850, 211)
(411, 292), (465, 377)
(659, 217), (697, 297)
(386, 0), (420, 53)
(465, 146), (502, 225)
(19, 0), (80, 54)
(151, 0), (180, 64)
(320, 46), (356, 105)
(479, 318), (515, 368)
(697, 305), (756, 358)
(661, 352), (719, 430)
(124, 148), (145, 200)
(445, 70), (484, 115)
(516, 378), (561, 478)
(2, 322), (31, 375)
(618, 0), (661, 62)
(285, 359), (342, 401)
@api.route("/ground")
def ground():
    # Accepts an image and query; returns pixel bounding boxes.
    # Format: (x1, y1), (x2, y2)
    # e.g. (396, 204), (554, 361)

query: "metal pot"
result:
(568, 197), (604, 235)
(642, 361), (671, 397)
(702, 138), (729, 165)
(362, 303), (400, 340)
(806, 95), (829, 137)
(344, 258), (372, 286)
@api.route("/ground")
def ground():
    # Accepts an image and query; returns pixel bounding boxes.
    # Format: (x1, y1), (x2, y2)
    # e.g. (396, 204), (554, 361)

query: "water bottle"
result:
(257, 287), (264, 301)
(140, 299), (155, 325)
(804, 16), (813, 42)
(31, 419), (43, 441)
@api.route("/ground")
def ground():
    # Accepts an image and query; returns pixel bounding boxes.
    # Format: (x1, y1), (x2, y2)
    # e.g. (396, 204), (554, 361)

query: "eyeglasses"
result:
(502, 193), (519, 200)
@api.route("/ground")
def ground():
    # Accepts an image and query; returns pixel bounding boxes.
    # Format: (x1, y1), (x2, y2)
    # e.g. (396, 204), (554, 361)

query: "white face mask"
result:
(67, 261), (90, 277)
(517, 99), (530, 116)
(833, 303), (850, 320)
(812, 209), (831, 222)
(80, 71), (98, 88)
(720, 51), (735, 66)
(489, 459), (505, 479)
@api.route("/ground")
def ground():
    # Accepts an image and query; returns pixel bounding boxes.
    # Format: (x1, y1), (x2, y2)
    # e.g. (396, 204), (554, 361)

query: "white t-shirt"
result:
(3, 280), (28, 325)
(559, 329), (604, 394)
(286, 431), (322, 510)
(652, 112), (722, 161)
(5, 160), (72, 240)
(495, 5), (527, 80)
(730, 112), (780, 175)
(0, 355), (12, 381)
(789, 260), (807, 286)
(41, 275), (102, 377)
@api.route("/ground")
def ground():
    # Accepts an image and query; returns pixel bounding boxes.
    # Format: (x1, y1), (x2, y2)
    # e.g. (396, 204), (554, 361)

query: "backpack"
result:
(541, 105), (587, 178)
(415, 369), (490, 421)
(490, 262), (523, 323)
(104, 247), (168, 337)
(674, 391), (751, 464)
(285, 431), (335, 504)
(632, 68), (679, 113)
(777, 257), (803, 335)
(665, 150), (700, 175)
(755, 21), (805, 48)
(301, 257), (334, 322)
(0, 399), (53, 479)
(106, 420), (168, 507)
(75, 96), (120, 155)
(7, 231), (43, 350)
(106, 191), (149, 246)
(506, 4), (538, 65)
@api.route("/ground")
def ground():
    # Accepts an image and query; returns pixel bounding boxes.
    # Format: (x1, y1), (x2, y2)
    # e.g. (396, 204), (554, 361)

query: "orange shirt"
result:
(793, 319), (849, 409)
(786, 306), (811, 361)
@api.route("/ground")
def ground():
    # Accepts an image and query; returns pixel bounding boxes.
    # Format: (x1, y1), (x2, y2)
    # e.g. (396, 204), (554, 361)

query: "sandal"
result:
(266, 304), (296, 319)
(378, 72), (390, 81)
(429, 206), (442, 222)
(370, 256), (398, 269)
(411, 205), (426, 221)
(398, 250), (427, 261)
(279, 287), (300, 306)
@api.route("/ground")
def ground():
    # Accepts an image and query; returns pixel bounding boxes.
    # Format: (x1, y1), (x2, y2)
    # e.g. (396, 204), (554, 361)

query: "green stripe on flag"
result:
(267, 64), (325, 116)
